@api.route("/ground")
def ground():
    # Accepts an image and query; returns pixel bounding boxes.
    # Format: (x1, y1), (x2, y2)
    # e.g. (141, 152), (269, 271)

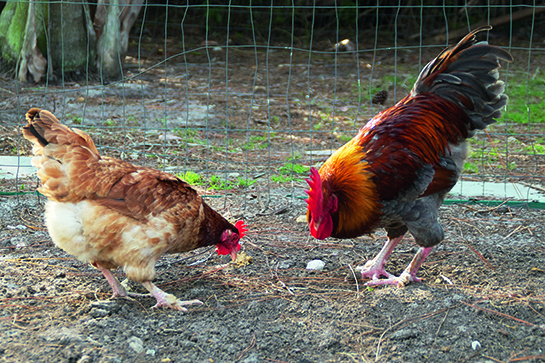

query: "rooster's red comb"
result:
(235, 220), (248, 239)
(305, 167), (323, 215)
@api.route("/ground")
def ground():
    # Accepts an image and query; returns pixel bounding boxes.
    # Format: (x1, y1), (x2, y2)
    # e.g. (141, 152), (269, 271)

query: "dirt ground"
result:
(1, 35), (545, 362)
(0, 193), (544, 363)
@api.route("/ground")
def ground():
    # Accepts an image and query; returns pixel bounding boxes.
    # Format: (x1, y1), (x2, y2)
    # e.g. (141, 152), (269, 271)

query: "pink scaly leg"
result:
(92, 262), (129, 298)
(92, 262), (148, 298)
(365, 246), (433, 288)
(359, 234), (405, 281)
(141, 281), (203, 312)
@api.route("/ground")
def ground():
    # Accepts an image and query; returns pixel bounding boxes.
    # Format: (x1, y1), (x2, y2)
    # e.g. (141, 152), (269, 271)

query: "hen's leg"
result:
(92, 262), (148, 298)
(92, 262), (129, 298)
(141, 281), (203, 311)
(365, 247), (433, 287)
(359, 234), (405, 281)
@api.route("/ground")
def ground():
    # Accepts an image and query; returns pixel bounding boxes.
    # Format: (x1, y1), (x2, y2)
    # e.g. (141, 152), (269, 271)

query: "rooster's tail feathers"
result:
(23, 108), (100, 157)
(412, 26), (513, 133)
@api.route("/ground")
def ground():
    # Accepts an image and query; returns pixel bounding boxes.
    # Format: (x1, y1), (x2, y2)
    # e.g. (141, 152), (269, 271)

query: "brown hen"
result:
(23, 108), (247, 310)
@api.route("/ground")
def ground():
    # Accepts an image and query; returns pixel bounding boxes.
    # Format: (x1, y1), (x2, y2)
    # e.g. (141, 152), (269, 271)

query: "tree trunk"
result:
(48, 0), (94, 75)
(95, 0), (143, 80)
(0, 0), (141, 82)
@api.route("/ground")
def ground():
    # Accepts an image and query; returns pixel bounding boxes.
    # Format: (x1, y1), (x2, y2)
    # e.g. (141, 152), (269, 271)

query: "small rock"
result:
(39, 327), (83, 344)
(278, 260), (293, 269)
(306, 259), (325, 271)
(89, 308), (109, 318)
(77, 355), (92, 363)
(390, 328), (418, 340)
(458, 325), (469, 333)
(471, 340), (481, 350)
(296, 215), (307, 223)
(241, 353), (260, 363)
(146, 349), (156, 356)
(127, 336), (145, 353)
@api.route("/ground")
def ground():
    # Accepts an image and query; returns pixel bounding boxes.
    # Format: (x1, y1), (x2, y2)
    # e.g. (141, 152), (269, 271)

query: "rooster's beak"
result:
(230, 249), (238, 262)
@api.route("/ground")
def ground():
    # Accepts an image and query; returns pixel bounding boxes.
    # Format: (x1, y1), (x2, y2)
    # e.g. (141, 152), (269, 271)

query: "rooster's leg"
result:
(141, 281), (203, 311)
(365, 246), (433, 287)
(359, 234), (405, 281)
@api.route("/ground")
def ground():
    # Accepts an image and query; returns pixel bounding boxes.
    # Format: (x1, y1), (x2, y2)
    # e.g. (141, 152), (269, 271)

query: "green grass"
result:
(208, 175), (232, 190)
(354, 70), (417, 103)
(463, 162), (479, 174)
(272, 162), (310, 183)
(178, 171), (255, 190)
(178, 171), (204, 185)
(242, 134), (274, 151)
(65, 113), (82, 125)
(502, 73), (545, 124)
(525, 144), (545, 154)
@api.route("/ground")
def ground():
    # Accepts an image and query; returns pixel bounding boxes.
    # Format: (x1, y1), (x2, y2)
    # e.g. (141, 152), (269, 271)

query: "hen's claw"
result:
(142, 281), (202, 311)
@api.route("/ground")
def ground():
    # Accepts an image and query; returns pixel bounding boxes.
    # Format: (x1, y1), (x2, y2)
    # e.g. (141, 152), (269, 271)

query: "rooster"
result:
(23, 108), (247, 310)
(305, 26), (513, 287)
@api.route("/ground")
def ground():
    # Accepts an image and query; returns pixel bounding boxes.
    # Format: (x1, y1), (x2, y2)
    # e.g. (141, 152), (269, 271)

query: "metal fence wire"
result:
(1, 2), (545, 209)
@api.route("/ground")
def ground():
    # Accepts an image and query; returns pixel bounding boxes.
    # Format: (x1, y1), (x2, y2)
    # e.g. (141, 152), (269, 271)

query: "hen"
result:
(305, 26), (513, 287)
(23, 108), (247, 310)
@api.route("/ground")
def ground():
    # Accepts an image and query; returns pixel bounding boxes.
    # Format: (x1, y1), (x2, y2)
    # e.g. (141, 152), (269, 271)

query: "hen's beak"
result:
(230, 249), (238, 262)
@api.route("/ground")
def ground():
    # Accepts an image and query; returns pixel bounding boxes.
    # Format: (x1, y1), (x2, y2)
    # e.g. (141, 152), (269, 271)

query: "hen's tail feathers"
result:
(412, 26), (513, 133)
(23, 108), (100, 157)
(23, 108), (101, 200)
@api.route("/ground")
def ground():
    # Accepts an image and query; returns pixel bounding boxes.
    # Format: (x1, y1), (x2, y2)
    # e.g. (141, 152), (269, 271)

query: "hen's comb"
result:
(235, 220), (248, 239)
(305, 167), (323, 215)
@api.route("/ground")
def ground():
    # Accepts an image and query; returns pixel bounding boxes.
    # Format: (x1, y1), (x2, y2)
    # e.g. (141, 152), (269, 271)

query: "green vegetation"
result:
(178, 171), (255, 190)
(272, 162), (310, 183)
(502, 72), (545, 124)
(65, 113), (82, 125)
(242, 134), (274, 151)
(525, 143), (545, 154)
(178, 171), (204, 185)
(463, 161), (479, 174)
(209, 175), (231, 190)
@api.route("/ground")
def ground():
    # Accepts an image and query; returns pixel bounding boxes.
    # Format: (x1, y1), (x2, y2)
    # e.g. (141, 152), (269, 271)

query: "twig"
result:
(481, 355), (506, 363)
(461, 301), (544, 329)
(510, 353), (545, 362)
(347, 265), (360, 295)
(429, 309), (450, 356)
(517, 181), (545, 194)
(465, 244), (495, 271)
(504, 225), (523, 240)
(375, 309), (448, 361)
(235, 333), (256, 361)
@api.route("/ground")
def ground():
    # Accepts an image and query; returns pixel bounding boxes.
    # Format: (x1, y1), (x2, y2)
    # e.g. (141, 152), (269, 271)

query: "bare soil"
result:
(0, 193), (544, 363)
(1, 36), (544, 362)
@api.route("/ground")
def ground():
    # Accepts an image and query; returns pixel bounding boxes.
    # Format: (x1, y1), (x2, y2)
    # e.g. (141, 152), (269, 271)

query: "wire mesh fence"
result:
(1, 1), (545, 208)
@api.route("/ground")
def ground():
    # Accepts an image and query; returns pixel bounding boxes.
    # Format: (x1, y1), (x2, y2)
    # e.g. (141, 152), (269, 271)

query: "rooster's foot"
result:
(357, 259), (396, 281)
(364, 270), (422, 288)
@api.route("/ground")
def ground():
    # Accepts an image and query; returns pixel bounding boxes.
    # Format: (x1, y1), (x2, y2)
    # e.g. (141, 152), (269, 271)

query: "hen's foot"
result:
(142, 281), (202, 311)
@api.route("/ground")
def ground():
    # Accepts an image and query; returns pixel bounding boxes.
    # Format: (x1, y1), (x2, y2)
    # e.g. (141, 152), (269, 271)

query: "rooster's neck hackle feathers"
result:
(316, 139), (381, 237)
